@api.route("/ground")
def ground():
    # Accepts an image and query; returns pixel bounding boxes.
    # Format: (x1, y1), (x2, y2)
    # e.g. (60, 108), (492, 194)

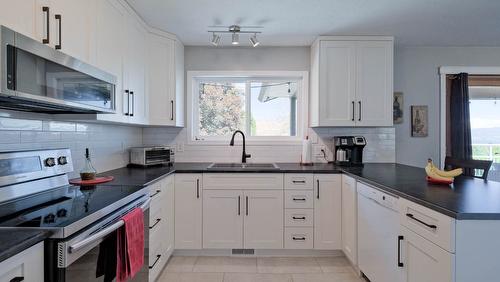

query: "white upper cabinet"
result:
(124, 15), (147, 125)
(0, 0), (42, 41)
(93, 0), (127, 123)
(310, 36), (394, 127)
(50, 0), (95, 62)
(147, 31), (185, 126)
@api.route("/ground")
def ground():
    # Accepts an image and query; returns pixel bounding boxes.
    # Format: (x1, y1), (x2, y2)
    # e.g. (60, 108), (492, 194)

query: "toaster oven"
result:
(130, 146), (174, 166)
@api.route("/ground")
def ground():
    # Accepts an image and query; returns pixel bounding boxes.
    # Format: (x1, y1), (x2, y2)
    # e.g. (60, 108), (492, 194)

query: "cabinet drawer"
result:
(399, 198), (456, 252)
(285, 190), (313, 209)
(284, 227), (314, 249)
(203, 173), (283, 190)
(284, 174), (314, 190)
(285, 209), (313, 227)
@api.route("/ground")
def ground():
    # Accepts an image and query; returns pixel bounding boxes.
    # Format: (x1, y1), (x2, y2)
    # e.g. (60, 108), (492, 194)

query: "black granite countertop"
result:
(101, 162), (500, 220)
(0, 229), (51, 263)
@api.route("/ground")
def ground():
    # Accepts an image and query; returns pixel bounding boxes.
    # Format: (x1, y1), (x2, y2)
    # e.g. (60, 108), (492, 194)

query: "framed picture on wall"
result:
(411, 105), (428, 137)
(393, 92), (403, 124)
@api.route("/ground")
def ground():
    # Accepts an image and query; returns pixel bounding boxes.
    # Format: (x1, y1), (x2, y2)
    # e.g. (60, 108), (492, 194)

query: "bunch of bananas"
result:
(425, 159), (463, 184)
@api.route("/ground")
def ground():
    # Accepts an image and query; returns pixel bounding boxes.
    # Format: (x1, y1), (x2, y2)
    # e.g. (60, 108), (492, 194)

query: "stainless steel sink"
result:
(207, 163), (280, 170)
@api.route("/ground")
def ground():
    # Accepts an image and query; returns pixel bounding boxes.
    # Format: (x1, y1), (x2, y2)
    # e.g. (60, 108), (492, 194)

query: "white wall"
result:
(143, 46), (396, 163)
(394, 47), (500, 167)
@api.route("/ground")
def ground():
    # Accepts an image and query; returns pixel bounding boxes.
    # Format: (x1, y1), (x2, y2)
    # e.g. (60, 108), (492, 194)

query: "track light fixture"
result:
(249, 33), (260, 47)
(210, 32), (221, 46)
(208, 25), (262, 47)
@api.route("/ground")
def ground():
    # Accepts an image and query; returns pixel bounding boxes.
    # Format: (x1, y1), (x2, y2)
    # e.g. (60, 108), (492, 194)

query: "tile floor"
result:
(157, 256), (366, 282)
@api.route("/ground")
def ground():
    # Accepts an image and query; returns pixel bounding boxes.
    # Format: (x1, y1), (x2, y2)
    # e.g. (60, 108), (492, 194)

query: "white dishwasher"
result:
(357, 182), (403, 282)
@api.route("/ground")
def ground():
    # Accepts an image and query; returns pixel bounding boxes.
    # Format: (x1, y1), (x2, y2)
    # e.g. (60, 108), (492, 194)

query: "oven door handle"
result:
(68, 197), (151, 253)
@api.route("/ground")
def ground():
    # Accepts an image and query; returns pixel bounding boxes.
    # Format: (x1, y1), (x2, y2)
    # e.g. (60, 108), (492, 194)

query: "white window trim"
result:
(186, 71), (309, 146)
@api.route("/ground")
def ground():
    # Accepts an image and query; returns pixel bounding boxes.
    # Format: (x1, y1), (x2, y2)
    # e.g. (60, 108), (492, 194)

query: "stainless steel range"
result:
(0, 149), (150, 282)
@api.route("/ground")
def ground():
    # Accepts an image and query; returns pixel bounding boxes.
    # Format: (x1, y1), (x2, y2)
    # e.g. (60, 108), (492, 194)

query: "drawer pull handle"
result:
(292, 198), (306, 201)
(398, 235), (404, 267)
(406, 213), (437, 229)
(196, 179), (200, 198)
(292, 216), (306, 220)
(150, 190), (161, 198)
(292, 236), (306, 241)
(10, 277), (24, 282)
(149, 218), (161, 229)
(292, 180), (306, 184)
(149, 254), (161, 269)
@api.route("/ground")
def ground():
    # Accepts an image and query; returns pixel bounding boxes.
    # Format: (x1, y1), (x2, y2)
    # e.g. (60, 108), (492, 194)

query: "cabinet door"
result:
(162, 175), (175, 260)
(0, 242), (44, 282)
(174, 39), (185, 127)
(355, 40), (393, 126)
(147, 33), (176, 126)
(314, 174), (342, 250)
(318, 41), (356, 126)
(203, 190), (243, 249)
(0, 0), (45, 43)
(401, 226), (454, 282)
(174, 174), (202, 249)
(244, 190), (283, 249)
(94, 0), (127, 123)
(50, 0), (94, 62)
(124, 16), (147, 124)
(341, 175), (357, 264)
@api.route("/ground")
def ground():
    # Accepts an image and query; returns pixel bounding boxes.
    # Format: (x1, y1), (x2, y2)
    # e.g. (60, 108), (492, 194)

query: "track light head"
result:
(250, 34), (260, 47)
(232, 32), (239, 45)
(210, 32), (221, 46)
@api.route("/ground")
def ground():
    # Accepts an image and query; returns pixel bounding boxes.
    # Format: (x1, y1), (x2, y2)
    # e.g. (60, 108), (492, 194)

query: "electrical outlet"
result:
(176, 143), (184, 152)
(313, 145), (326, 157)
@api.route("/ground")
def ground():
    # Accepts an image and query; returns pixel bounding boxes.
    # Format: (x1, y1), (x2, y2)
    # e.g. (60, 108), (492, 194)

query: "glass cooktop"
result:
(0, 184), (145, 228)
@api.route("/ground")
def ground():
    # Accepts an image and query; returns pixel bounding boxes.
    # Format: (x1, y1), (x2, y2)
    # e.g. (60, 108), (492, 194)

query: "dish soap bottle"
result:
(80, 148), (97, 180)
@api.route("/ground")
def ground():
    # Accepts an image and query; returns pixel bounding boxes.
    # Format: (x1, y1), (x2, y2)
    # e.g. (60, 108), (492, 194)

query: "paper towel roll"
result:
(301, 137), (313, 165)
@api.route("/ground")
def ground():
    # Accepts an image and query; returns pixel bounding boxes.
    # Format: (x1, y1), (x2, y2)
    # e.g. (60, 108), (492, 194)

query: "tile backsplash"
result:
(0, 117), (142, 178)
(143, 127), (395, 163)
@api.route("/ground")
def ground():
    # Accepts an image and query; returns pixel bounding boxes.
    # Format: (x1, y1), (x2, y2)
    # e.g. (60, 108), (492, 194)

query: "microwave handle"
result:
(68, 197), (150, 253)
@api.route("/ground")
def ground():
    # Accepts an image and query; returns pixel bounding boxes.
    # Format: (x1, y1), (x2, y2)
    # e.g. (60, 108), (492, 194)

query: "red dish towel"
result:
(116, 208), (145, 282)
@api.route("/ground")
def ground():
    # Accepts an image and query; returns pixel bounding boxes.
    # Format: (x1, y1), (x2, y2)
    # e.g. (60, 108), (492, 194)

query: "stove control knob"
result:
(56, 209), (67, 217)
(44, 157), (56, 167)
(58, 156), (68, 165)
(43, 213), (56, 224)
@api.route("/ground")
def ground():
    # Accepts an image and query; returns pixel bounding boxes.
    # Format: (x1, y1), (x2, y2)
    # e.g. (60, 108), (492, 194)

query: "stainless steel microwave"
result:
(0, 25), (116, 113)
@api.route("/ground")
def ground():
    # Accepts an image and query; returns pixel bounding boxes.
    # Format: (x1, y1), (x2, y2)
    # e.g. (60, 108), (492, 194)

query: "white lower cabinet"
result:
(203, 190), (244, 249)
(244, 190), (283, 249)
(202, 189), (283, 249)
(400, 226), (454, 282)
(341, 175), (357, 265)
(175, 174), (202, 249)
(314, 174), (342, 250)
(0, 242), (44, 282)
(147, 174), (174, 281)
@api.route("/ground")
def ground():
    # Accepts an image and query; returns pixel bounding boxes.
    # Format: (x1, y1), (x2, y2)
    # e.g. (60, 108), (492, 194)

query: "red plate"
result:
(426, 176), (453, 185)
(69, 176), (114, 186)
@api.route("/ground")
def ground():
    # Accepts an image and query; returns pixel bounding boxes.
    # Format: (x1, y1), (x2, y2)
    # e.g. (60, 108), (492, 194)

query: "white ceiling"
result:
(126, 0), (500, 47)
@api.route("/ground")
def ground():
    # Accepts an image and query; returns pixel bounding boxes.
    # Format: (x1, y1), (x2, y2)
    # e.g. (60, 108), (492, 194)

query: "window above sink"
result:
(186, 71), (308, 146)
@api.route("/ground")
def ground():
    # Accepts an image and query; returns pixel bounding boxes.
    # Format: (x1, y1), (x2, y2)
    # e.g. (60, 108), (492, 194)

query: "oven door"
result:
(45, 195), (151, 282)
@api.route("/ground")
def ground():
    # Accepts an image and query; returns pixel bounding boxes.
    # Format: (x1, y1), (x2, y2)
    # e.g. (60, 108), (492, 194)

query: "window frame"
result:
(186, 71), (309, 145)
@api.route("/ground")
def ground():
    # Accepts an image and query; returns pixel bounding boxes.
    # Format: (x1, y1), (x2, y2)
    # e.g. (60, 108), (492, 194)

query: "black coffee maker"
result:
(334, 136), (367, 166)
